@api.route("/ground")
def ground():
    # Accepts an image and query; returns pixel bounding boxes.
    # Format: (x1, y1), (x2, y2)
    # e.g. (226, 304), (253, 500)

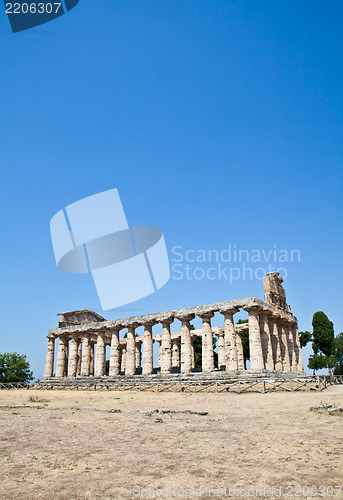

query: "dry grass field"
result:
(0, 385), (342, 499)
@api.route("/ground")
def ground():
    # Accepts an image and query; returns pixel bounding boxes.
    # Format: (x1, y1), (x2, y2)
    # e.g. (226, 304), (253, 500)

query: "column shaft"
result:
(95, 333), (106, 377)
(235, 333), (245, 370)
(180, 318), (193, 373)
(135, 344), (141, 369)
(125, 327), (136, 376)
(121, 347), (126, 372)
(222, 311), (238, 371)
(81, 337), (91, 376)
(278, 321), (291, 371)
(201, 314), (214, 373)
(55, 338), (67, 378)
(247, 310), (264, 372)
(44, 338), (55, 379)
(217, 333), (226, 369)
(160, 321), (172, 374)
(259, 314), (274, 370)
(172, 339), (180, 368)
(109, 330), (120, 376)
(67, 336), (79, 377)
(76, 340), (82, 376)
(142, 324), (154, 375)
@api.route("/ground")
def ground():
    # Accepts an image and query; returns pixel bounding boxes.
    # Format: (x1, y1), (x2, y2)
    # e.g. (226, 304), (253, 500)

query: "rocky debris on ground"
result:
(310, 403), (343, 415)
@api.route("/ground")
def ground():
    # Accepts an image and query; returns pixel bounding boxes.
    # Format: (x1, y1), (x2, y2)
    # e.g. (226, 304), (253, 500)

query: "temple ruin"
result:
(43, 272), (304, 381)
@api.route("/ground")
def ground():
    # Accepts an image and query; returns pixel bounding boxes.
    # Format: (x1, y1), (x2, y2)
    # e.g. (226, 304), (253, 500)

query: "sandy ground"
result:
(0, 386), (342, 500)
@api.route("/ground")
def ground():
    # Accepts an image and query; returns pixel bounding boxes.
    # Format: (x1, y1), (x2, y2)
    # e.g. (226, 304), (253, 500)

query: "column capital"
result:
(219, 307), (239, 316)
(197, 312), (214, 320)
(176, 313), (195, 322)
(143, 320), (156, 328)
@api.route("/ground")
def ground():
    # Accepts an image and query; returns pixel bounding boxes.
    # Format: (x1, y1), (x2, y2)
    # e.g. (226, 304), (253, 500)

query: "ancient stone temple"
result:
(43, 272), (304, 380)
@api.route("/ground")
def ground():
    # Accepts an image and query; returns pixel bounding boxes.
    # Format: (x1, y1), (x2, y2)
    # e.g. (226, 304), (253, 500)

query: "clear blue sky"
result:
(1, 0), (342, 379)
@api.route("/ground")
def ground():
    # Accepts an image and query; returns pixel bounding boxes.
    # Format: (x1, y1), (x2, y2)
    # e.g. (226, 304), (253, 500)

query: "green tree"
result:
(237, 319), (249, 369)
(308, 353), (327, 375)
(0, 353), (33, 383)
(312, 312), (334, 356)
(332, 332), (343, 375)
(299, 330), (312, 348)
(311, 311), (335, 374)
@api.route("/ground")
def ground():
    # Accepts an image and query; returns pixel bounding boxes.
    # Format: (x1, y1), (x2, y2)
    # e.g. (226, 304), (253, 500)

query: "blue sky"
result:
(1, 0), (342, 378)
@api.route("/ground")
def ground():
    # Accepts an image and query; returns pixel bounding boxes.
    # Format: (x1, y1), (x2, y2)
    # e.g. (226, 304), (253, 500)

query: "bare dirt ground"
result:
(0, 386), (342, 500)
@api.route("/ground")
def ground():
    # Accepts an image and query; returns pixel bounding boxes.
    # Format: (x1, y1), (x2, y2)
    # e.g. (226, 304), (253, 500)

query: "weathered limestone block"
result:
(109, 329), (120, 376)
(67, 336), (79, 377)
(199, 313), (215, 373)
(160, 319), (173, 374)
(81, 336), (92, 376)
(177, 314), (195, 373)
(142, 323), (155, 375)
(95, 332), (106, 377)
(245, 308), (264, 372)
(55, 337), (68, 378)
(125, 326), (137, 376)
(259, 313), (274, 371)
(44, 337), (55, 378)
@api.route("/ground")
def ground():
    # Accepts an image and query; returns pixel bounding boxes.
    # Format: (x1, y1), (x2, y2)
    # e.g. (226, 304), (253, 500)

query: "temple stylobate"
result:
(43, 272), (304, 380)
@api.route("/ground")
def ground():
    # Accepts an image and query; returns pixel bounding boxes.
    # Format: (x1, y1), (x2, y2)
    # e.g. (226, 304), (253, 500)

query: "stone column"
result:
(95, 332), (106, 377)
(217, 332), (226, 369)
(76, 340), (82, 376)
(157, 340), (162, 368)
(81, 336), (92, 376)
(160, 319), (173, 374)
(125, 325), (138, 376)
(67, 336), (79, 377)
(121, 346), (126, 373)
(277, 319), (291, 372)
(235, 332), (245, 370)
(142, 322), (155, 375)
(64, 340), (69, 377)
(44, 337), (55, 379)
(285, 321), (296, 371)
(55, 337), (68, 378)
(199, 313), (214, 373)
(259, 313), (274, 371)
(172, 339), (180, 368)
(177, 314), (195, 374)
(245, 308), (264, 372)
(109, 329), (121, 376)
(135, 342), (142, 369)
(269, 314), (282, 370)
(190, 339), (195, 369)
(291, 321), (304, 373)
(220, 308), (239, 371)
(89, 343), (95, 375)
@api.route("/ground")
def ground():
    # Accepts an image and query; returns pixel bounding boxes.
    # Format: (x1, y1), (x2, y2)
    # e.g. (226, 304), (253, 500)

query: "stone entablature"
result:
(44, 273), (304, 380)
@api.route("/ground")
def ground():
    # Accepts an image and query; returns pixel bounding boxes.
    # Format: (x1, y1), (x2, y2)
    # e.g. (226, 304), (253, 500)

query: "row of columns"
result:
(44, 308), (304, 378)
